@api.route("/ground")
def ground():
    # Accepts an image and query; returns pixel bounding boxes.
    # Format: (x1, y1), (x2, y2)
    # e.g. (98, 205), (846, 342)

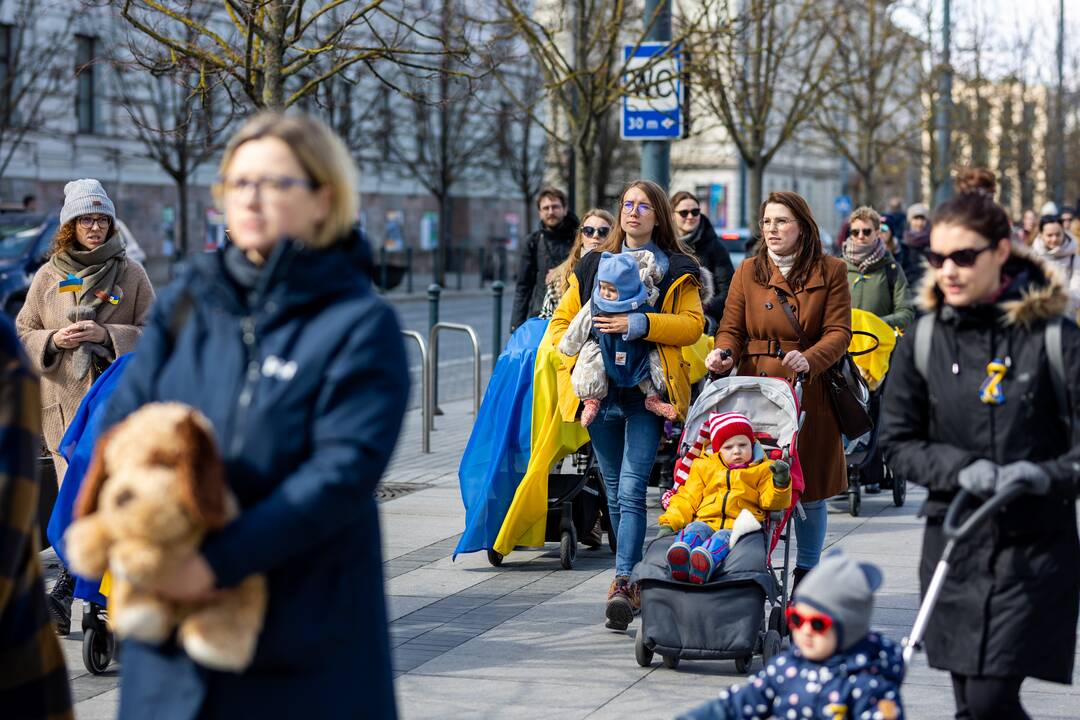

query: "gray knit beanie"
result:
(60, 179), (116, 226)
(906, 202), (929, 223)
(794, 551), (882, 651)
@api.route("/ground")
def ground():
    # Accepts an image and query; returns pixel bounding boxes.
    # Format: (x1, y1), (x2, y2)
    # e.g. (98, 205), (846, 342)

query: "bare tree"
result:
(0, 0), (73, 183)
(812, 0), (923, 206)
(490, 0), (705, 217)
(687, 0), (837, 219)
(492, 75), (547, 233)
(117, 0), (464, 110)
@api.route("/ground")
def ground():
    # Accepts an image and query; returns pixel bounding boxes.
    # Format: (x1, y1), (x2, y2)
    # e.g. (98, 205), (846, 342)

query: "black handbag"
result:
(774, 289), (873, 438)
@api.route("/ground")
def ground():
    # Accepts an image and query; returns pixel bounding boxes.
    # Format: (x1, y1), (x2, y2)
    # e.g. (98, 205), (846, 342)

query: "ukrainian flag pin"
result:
(58, 273), (82, 293)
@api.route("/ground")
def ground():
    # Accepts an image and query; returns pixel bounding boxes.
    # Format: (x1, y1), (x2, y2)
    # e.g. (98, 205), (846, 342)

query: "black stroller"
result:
(487, 446), (614, 570)
(844, 383), (907, 516)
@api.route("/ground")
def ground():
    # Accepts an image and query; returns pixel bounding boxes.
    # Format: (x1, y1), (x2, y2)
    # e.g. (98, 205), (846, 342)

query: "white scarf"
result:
(768, 249), (797, 278)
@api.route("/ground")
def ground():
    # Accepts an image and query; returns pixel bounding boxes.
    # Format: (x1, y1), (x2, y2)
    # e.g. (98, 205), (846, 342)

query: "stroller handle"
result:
(943, 482), (1031, 541)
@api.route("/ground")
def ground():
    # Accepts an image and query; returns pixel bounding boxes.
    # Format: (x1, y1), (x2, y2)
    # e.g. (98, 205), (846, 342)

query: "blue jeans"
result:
(587, 389), (664, 577)
(794, 499), (828, 569)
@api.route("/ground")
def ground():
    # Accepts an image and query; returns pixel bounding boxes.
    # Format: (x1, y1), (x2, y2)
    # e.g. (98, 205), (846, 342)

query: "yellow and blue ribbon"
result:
(980, 358), (1008, 405)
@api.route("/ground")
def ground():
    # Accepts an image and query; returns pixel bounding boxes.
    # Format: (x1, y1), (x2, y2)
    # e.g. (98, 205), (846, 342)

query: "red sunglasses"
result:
(786, 606), (833, 634)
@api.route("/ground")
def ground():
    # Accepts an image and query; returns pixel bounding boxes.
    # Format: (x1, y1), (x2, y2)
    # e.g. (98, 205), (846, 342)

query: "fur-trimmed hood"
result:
(917, 242), (1069, 327)
(698, 265), (716, 307)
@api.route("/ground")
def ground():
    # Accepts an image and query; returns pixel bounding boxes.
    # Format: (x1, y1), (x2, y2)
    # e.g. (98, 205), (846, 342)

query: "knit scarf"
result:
(767, 250), (797, 278)
(49, 234), (125, 312)
(843, 236), (887, 273)
(679, 221), (703, 248)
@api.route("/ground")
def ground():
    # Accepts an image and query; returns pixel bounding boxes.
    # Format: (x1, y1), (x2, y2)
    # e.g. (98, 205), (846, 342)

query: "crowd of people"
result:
(0, 100), (1076, 720)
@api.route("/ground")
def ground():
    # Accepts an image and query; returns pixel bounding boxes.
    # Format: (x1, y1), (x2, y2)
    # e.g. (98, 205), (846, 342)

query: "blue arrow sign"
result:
(622, 43), (683, 140)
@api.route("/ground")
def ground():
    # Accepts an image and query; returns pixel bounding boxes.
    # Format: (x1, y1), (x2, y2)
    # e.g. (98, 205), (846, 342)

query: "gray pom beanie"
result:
(60, 179), (116, 226)
(794, 551), (883, 651)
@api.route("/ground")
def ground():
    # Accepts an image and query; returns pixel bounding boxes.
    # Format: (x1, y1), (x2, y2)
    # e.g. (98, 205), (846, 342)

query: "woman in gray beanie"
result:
(15, 178), (154, 635)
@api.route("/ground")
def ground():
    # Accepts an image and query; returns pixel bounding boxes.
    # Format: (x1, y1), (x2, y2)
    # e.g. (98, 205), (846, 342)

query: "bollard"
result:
(492, 281), (505, 356)
(428, 284), (443, 414)
(478, 247), (486, 288)
(379, 246), (388, 293)
(456, 249), (463, 291)
(406, 247), (414, 294)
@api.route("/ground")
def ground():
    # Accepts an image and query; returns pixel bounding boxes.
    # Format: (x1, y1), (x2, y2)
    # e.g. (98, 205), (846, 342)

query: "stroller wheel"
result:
(768, 606), (786, 636)
(848, 486), (861, 517)
(486, 549), (503, 567)
(762, 630), (782, 662)
(734, 655), (752, 674)
(634, 630), (654, 667)
(559, 528), (577, 570)
(662, 653), (680, 669)
(83, 626), (114, 675)
(891, 468), (906, 507)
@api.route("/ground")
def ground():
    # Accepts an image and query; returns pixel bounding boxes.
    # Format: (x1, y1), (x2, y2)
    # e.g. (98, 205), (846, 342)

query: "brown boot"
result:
(605, 576), (633, 631)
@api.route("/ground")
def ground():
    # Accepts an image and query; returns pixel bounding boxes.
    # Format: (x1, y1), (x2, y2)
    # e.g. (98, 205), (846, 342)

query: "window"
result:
(0, 25), (12, 125)
(75, 34), (97, 134)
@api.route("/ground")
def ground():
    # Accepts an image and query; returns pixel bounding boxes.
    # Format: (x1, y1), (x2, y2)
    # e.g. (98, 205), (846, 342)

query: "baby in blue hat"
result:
(558, 251), (674, 426)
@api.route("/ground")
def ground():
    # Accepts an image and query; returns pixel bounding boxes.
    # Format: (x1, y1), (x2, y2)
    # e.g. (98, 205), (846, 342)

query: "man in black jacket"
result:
(671, 191), (735, 331)
(511, 187), (579, 330)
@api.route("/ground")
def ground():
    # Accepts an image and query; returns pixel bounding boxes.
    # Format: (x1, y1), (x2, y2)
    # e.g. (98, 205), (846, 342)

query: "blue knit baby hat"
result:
(593, 252), (648, 313)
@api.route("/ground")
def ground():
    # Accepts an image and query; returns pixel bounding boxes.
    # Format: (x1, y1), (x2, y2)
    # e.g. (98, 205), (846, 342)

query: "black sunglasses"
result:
(580, 225), (611, 239)
(849, 227), (875, 238)
(676, 208), (701, 218)
(925, 245), (995, 268)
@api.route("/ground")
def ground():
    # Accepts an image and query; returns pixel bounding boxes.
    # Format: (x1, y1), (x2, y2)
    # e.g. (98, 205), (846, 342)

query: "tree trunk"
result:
(262, 0), (287, 109)
(574, 141), (594, 219)
(747, 160), (764, 227)
(176, 177), (190, 256)
(436, 195), (452, 287)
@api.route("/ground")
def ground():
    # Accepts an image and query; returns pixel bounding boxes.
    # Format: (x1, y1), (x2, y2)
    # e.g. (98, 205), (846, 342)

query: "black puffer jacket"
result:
(511, 213), (579, 329)
(880, 245), (1080, 683)
(683, 214), (734, 328)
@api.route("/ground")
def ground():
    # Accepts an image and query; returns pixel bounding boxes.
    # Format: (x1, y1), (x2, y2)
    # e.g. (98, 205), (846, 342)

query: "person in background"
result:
(1060, 206), (1074, 232)
(511, 187), (579, 330)
(0, 313), (73, 718)
(1031, 214), (1080, 318)
(900, 202), (930, 290)
(1015, 209), (1038, 246)
(844, 206), (914, 330)
(880, 221), (900, 256)
(15, 179), (154, 636)
(671, 190), (735, 331)
(22, 194), (37, 212)
(538, 209), (614, 319)
(883, 196), (907, 241)
(102, 112), (406, 718)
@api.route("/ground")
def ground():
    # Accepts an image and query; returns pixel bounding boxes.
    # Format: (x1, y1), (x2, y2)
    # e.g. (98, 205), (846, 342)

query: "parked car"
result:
(0, 212), (57, 317)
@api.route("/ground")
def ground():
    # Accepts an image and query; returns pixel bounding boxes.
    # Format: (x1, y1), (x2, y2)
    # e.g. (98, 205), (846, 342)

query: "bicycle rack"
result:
(400, 330), (431, 453)
(429, 322), (482, 428)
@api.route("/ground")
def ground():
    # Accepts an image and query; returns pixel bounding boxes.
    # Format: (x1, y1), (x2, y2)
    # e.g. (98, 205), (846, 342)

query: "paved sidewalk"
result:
(53, 398), (1080, 718)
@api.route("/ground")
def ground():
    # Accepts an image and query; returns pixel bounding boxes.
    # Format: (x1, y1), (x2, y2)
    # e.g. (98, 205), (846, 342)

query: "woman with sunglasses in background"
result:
(844, 206), (915, 331)
(549, 181), (704, 630)
(538, 209), (614, 319)
(880, 190), (1080, 720)
(671, 191), (735, 332)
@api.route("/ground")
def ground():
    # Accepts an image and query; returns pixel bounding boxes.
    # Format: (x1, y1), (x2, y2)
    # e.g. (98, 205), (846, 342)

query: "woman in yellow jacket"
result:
(657, 413), (792, 583)
(549, 180), (704, 631)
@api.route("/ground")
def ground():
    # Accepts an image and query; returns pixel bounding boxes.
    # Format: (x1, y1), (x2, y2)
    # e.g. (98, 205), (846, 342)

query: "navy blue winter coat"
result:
(103, 233), (408, 719)
(678, 633), (906, 720)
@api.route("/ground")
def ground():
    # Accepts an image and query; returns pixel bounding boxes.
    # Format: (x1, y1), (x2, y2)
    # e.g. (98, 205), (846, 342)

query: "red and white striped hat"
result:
(707, 412), (755, 453)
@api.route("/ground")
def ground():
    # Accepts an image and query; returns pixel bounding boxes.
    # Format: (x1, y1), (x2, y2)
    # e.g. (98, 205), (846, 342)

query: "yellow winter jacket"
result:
(548, 261), (704, 423)
(658, 452), (792, 532)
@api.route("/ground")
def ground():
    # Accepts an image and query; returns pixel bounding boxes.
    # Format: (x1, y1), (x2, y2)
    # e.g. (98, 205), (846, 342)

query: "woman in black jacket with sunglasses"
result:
(672, 191), (735, 331)
(880, 191), (1080, 720)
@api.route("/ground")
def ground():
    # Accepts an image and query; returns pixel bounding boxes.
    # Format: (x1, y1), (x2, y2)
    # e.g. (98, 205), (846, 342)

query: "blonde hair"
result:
(849, 205), (881, 228)
(555, 208), (615, 294)
(215, 112), (359, 248)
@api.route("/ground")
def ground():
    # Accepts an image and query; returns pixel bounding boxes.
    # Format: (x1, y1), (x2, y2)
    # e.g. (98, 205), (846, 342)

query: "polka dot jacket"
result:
(678, 633), (905, 720)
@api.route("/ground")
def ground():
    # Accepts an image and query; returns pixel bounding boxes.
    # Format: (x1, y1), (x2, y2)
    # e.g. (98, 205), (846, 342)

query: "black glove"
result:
(957, 459), (999, 498)
(996, 461), (1051, 496)
(656, 524), (676, 538)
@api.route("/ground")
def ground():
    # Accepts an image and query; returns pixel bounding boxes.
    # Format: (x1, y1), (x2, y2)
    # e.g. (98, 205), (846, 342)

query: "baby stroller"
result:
(633, 375), (804, 672)
(843, 323), (907, 516)
(487, 446), (614, 570)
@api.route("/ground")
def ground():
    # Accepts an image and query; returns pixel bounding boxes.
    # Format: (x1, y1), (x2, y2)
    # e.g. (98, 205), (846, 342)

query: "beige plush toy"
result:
(64, 402), (267, 672)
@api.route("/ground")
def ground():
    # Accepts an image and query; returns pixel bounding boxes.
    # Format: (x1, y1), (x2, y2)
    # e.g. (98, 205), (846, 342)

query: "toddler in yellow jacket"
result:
(657, 412), (791, 583)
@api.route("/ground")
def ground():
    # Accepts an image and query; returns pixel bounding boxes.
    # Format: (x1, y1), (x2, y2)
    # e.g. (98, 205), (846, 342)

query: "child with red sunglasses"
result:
(678, 552), (906, 720)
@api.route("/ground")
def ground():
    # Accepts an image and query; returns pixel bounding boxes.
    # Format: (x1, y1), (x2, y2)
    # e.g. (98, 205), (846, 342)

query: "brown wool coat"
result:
(714, 256), (852, 501)
(15, 258), (154, 482)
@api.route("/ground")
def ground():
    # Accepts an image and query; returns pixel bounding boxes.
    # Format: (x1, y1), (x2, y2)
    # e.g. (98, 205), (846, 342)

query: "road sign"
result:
(622, 42), (683, 140)
(834, 194), (853, 217)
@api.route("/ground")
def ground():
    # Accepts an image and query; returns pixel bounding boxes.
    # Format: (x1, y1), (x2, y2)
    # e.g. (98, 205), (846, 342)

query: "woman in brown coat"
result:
(16, 179), (154, 634)
(706, 190), (851, 585)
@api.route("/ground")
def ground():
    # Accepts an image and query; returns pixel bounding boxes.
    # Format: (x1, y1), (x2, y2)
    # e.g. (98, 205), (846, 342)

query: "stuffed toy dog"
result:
(64, 402), (267, 672)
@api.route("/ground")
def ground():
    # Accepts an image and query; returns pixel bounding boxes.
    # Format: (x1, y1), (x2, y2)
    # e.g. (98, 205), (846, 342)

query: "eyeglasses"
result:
(580, 225), (611, 239)
(849, 227), (875, 238)
(77, 215), (111, 229)
(759, 217), (793, 231)
(622, 201), (652, 215)
(676, 208), (701, 219)
(925, 245), (995, 269)
(219, 175), (317, 198)
(786, 607), (833, 634)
